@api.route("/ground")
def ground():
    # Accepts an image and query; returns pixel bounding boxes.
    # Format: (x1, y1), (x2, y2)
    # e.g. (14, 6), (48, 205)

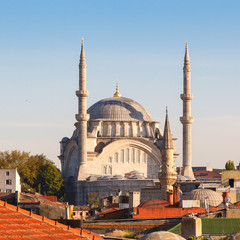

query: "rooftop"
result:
(194, 170), (221, 179)
(0, 200), (103, 240)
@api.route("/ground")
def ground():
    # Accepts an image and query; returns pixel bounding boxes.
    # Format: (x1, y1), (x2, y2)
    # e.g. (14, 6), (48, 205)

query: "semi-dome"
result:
(87, 97), (154, 122)
(182, 188), (223, 207)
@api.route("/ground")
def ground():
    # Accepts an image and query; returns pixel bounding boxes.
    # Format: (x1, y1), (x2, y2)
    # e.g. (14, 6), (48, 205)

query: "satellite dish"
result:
(225, 196), (231, 203)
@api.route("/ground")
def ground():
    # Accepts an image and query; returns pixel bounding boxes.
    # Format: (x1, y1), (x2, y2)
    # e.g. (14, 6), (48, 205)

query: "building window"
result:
(108, 157), (112, 163)
(131, 149), (135, 163)
(108, 166), (112, 175)
(6, 189), (12, 193)
(125, 148), (129, 163)
(6, 171), (9, 176)
(6, 179), (12, 185)
(137, 150), (140, 163)
(229, 179), (234, 188)
(114, 153), (118, 163)
(120, 150), (124, 163)
(102, 166), (107, 175)
(128, 124), (131, 136)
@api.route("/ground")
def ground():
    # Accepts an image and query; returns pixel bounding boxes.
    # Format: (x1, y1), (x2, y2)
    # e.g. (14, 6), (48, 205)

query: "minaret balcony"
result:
(180, 94), (193, 100)
(180, 116), (194, 124)
(76, 113), (90, 121)
(76, 90), (89, 97)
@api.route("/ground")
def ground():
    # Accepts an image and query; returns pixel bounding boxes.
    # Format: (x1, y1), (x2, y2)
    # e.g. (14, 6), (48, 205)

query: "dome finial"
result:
(113, 80), (122, 97)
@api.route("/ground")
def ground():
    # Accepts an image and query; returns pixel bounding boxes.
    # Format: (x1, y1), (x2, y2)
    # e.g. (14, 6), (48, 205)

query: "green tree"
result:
(87, 192), (99, 208)
(0, 150), (64, 201)
(225, 160), (235, 170)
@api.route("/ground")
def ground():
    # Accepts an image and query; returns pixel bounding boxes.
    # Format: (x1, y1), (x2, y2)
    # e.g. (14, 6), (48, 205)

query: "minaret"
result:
(158, 108), (177, 201)
(75, 39), (89, 180)
(180, 42), (194, 178)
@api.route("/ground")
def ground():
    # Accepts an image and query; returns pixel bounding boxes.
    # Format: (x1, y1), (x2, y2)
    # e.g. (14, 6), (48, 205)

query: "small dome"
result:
(86, 175), (99, 181)
(128, 170), (141, 174)
(87, 97), (154, 122)
(182, 188), (223, 207)
(129, 174), (145, 179)
(98, 175), (111, 181)
(111, 175), (124, 180)
(139, 231), (185, 240)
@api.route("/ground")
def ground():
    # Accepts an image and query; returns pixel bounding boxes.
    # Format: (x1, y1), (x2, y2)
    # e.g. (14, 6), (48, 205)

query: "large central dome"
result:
(87, 97), (154, 122)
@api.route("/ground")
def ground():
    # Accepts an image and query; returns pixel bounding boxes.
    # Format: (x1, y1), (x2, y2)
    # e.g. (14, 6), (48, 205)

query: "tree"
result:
(225, 160), (235, 170)
(87, 192), (99, 208)
(0, 150), (64, 201)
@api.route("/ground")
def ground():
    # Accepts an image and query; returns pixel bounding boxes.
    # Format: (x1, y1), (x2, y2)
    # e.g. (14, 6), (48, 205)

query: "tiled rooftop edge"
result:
(0, 200), (103, 240)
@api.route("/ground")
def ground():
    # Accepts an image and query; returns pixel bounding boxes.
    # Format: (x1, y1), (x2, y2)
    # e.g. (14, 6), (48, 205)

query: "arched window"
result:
(120, 149), (124, 163)
(137, 150), (140, 163)
(108, 157), (112, 163)
(114, 153), (118, 163)
(108, 166), (112, 175)
(131, 149), (135, 163)
(125, 148), (129, 163)
(128, 124), (131, 136)
(102, 165), (107, 175)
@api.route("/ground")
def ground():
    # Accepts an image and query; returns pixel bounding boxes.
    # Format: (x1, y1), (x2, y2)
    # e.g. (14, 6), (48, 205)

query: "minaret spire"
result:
(162, 107), (173, 149)
(180, 42), (195, 178)
(76, 38), (90, 180)
(80, 38), (85, 60)
(184, 41), (190, 62)
(158, 109), (177, 201)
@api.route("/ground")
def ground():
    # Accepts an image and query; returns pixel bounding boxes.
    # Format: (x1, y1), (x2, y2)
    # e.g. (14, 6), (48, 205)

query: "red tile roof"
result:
(98, 207), (119, 216)
(0, 200), (103, 240)
(138, 199), (170, 208)
(194, 171), (221, 179)
(37, 195), (58, 202)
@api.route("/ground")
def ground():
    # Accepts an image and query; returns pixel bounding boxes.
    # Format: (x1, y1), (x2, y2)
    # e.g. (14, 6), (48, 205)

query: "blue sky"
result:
(0, 0), (240, 169)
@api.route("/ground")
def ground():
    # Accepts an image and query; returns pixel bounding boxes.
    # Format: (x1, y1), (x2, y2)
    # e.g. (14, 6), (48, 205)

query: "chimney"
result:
(173, 184), (180, 206)
(222, 192), (230, 204)
(167, 190), (173, 205)
(181, 214), (202, 239)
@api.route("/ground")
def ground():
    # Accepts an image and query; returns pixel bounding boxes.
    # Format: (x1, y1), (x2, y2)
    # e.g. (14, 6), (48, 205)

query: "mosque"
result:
(59, 40), (195, 205)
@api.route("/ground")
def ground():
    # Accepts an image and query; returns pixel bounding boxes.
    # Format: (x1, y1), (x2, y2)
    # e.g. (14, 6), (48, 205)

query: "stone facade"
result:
(68, 178), (158, 205)
(140, 186), (162, 203)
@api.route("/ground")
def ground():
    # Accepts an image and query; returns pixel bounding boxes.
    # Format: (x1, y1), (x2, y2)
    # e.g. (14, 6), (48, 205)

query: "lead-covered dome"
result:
(182, 188), (222, 207)
(87, 97), (154, 122)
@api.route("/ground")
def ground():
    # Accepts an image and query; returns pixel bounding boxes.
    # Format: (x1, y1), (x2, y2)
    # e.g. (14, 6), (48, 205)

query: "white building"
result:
(0, 169), (21, 193)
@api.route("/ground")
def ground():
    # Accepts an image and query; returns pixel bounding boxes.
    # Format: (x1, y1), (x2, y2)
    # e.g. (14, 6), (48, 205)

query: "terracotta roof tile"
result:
(0, 201), (103, 240)
(194, 170), (221, 179)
